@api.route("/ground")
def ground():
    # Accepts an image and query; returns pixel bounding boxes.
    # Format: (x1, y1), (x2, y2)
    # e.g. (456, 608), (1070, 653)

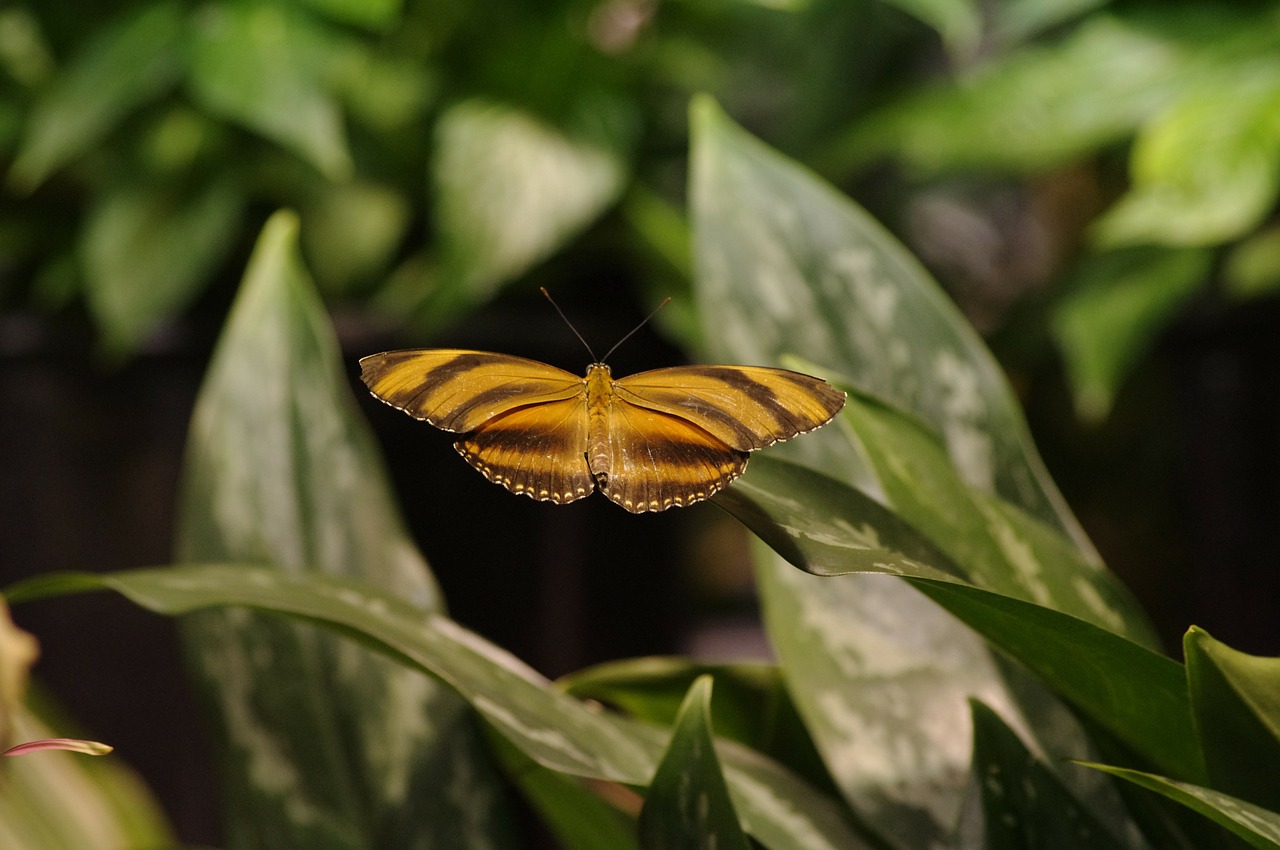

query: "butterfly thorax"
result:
(584, 363), (613, 487)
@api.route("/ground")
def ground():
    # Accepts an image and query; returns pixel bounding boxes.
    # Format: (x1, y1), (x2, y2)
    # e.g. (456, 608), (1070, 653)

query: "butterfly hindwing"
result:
(613, 365), (845, 451)
(600, 398), (748, 513)
(456, 397), (594, 504)
(360, 349), (584, 433)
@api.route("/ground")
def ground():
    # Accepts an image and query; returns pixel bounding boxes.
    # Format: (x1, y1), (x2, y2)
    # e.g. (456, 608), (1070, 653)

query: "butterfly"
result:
(360, 297), (845, 513)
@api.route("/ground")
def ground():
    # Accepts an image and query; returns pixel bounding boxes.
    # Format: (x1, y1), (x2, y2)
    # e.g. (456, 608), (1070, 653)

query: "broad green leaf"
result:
(0, 702), (174, 850)
(830, 15), (1188, 175)
(427, 96), (632, 329)
(691, 95), (1093, 848)
(1083, 764), (1280, 850)
(691, 95), (1080, 540)
(9, 3), (183, 191)
(715, 456), (1203, 782)
(81, 178), (243, 356)
(839, 391), (1158, 645)
(7, 566), (876, 850)
(1185, 628), (1280, 812)
(1095, 69), (1280, 248)
(562, 657), (832, 791)
(186, 2), (352, 178)
(969, 701), (1130, 849)
(488, 733), (639, 850)
(176, 212), (511, 849)
(878, 0), (981, 57)
(1050, 247), (1211, 422)
(639, 677), (750, 850)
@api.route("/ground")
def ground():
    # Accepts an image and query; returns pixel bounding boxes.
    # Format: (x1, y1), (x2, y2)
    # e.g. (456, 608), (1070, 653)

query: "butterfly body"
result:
(360, 349), (844, 513)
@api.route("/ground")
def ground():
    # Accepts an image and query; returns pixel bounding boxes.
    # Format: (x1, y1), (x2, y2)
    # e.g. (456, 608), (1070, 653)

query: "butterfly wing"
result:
(600, 399), (748, 513)
(456, 396), (594, 505)
(612, 365), (845, 451)
(360, 349), (584, 432)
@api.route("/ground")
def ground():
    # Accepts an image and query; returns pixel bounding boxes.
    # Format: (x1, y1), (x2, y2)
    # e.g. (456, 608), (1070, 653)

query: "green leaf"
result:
(427, 95), (632, 328)
(186, 2), (353, 178)
(175, 211), (512, 849)
(299, 179), (411, 294)
(294, 0), (402, 29)
(81, 178), (243, 356)
(8, 3), (184, 191)
(1185, 628), (1280, 812)
(829, 14), (1191, 175)
(691, 95), (1098, 848)
(0, 701), (175, 850)
(969, 700), (1130, 849)
(8, 566), (876, 850)
(1223, 225), (1280, 301)
(1082, 764), (1280, 850)
(691, 94), (1080, 540)
(563, 657), (833, 794)
(878, 0), (982, 57)
(715, 456), (1204, 782)
(1095, 69), (1280, 248)
(991, 0), (1107, 44)
(488, 733), (639, 850)
(1050, 247), (1211, 422)
(639, 676), (751, 850)
(838, 391), (1158, 645)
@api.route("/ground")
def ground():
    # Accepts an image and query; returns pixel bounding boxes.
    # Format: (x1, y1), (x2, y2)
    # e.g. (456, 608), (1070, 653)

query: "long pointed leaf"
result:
(175, 211), (511, 849)
(8, 566), (875, 850)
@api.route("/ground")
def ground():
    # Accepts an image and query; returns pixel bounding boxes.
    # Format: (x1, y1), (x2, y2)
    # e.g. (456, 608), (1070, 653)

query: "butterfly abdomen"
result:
(584, 363), (614, 487)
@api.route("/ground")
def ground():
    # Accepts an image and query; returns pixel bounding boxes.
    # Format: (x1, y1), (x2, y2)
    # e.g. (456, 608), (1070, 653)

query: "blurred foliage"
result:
(0, 0), (926, 357)
(3, 0), (1279, 415)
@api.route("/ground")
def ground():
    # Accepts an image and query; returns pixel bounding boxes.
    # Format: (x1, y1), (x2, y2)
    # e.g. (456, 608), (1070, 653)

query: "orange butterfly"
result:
(360, 297), (845, 513)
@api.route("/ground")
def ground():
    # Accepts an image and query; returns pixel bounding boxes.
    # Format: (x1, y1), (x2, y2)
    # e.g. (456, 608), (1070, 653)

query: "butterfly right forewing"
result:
(360, 349), (584, 432)
(614, 365), (845, 451)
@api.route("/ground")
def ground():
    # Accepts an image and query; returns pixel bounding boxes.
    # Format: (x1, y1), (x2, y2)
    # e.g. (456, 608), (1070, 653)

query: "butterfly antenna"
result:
(601, 296), (671, 363)
(541, 287), (598, 362)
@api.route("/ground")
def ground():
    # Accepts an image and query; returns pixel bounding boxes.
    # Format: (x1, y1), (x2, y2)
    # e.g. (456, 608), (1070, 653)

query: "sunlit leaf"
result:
(81, 178), (243, 356)
(175, 212), (511, 849)
(186, 2), (353, 178)
(427, 96), (632, 328)
(829, 10), (1260, 176)
(1095, 70), (1280, 248)
(9, 3), (183, 191)
(1185, 628), (1280, 813)
(639, 676), (751, 850)
(1050, 247), (1210, 422)
(7, 566), (877, 850)
(1082, 764), (1280, 850)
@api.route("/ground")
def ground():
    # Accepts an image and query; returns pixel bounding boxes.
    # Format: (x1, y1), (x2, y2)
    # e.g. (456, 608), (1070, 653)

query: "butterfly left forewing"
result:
(360, 349), (584, 432)
(600, 398), (747, 513)
(613, 365), (845, 451)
